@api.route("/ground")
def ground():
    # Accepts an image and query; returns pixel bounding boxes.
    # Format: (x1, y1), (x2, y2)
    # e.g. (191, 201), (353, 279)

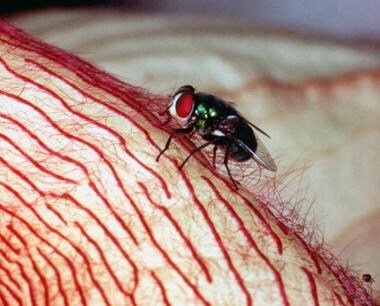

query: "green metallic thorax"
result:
(193, 102), (219, 134)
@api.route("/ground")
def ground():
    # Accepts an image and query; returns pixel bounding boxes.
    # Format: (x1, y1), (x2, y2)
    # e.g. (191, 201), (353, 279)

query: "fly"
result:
(156, 85), (277, 188)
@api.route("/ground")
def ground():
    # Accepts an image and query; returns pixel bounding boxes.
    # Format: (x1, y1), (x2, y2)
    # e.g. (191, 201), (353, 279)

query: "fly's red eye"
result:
(176, 93), (194, 118)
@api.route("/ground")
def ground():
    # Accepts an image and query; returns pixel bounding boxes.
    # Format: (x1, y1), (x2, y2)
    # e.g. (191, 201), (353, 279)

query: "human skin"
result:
(0, 21), (375, 306)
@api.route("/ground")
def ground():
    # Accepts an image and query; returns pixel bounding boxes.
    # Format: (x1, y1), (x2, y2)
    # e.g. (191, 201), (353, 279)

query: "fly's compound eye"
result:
(174, 85), (195, 96)
(168, 92), (195, 125)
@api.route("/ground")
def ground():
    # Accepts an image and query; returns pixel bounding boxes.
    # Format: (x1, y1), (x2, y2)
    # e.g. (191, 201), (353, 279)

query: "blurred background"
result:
(4, 0), (380, 295)
(3, 0), (380, 42)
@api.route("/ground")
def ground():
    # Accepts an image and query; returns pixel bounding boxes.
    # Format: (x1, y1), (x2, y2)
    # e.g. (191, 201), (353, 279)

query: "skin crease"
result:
(0, 21), (376, 306)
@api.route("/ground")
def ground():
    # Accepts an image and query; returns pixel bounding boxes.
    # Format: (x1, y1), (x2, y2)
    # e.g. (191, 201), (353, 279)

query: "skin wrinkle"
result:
(0, 20), (376, 306)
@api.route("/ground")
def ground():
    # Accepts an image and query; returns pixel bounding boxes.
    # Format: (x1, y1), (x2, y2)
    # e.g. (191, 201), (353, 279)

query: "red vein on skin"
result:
(1, 111), (131, 300)
(0, 287), (10, 306)
(261, 202), (289, 237)
(334, 291), (347, 306)
(275, 220), (289, 235)
(0, 39), (180, 223)
(24, 59), (170, 201)
(0, 114), (89, 179)
(0, 34), (152, 118)
(0, 265), (22, 290)
(25, 58), (171, 199)
(61, 193), (138, 303)
(0, 232), (21, 255)
(318, 257), (354, 306)
(254, 184), (322, 275)
(334, 291), (345, 306)
(0, 132), (76, 184)
(48, 232), (112, 306)
(0, 37), (163, 163)
(0, 35), (159, 125)
(231, 186), (286, 257)
(0, 88), (138, 245)
(176, 171), (259, 305)
(150, 271), (172, 306)
(201, 176), (290, 306)
(6, 224), (28, 247)
(23, 57), (183, 218)
(23, 37), (190, 170)
(254, 195), (323, 275)
(301, 267), (320, 306)
(45, 202), (68, 225)
(37, 247), (70, 306)
(0, 154), (44, 195)
(0, 228), (86, 306)
(12, 201), (113, 306)
(3, 116), (138, 284)
(6, 255), (36, 306)
(0, 189), (87, 306)
(1, 114), (137, 256)
(75, 221), (129, 296)
(4, 190), (113, 306)
(28, 250), (50, 306)
(201, 177), (254, 306)
(138, 182), (212, 283)
(237, 192), (282, 254)
(0, 278), (22, 306)
(122, 184), (210, 306)
(293, 231), (322, 274)
(90, 179), (140, 245)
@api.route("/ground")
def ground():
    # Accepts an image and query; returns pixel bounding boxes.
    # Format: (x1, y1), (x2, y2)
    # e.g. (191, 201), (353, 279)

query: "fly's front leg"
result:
(156, 126), (194, 162)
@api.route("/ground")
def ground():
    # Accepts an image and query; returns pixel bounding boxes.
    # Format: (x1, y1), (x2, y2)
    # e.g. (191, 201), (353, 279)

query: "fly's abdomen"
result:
(229, 142), (251, 161)
(229, 121), (258, 162)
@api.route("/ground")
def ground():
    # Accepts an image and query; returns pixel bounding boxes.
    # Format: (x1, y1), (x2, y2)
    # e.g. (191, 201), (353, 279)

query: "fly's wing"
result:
(226, 103), (271, 138)
(234, 136), (277, 171)
(244, 120), (271, 138)
(219, 116), (277, 172)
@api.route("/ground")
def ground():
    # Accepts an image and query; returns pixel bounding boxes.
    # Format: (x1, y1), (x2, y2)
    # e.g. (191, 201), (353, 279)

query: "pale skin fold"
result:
(0, 21), (375, 306)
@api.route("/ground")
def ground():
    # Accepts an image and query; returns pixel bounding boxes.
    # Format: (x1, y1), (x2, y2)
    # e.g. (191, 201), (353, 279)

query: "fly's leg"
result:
(223, 145), (239, 190)
(212, 145), (218, 168)
(156, 126), (194, 162)
(179, 142), (212, 169)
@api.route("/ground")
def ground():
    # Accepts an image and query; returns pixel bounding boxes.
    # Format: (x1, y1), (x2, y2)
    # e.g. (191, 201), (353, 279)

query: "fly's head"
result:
(167, 85), (196, 128)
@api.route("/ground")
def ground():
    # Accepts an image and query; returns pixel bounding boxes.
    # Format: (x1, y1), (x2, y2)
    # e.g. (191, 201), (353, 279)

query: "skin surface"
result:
(0, 21), (376, 306)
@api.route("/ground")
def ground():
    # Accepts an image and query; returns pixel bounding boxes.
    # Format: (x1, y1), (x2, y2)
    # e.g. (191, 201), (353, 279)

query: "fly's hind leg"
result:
(179, 141), (212, 169)
(223, 146), (239, 190)
(212, 145), (218, 168)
